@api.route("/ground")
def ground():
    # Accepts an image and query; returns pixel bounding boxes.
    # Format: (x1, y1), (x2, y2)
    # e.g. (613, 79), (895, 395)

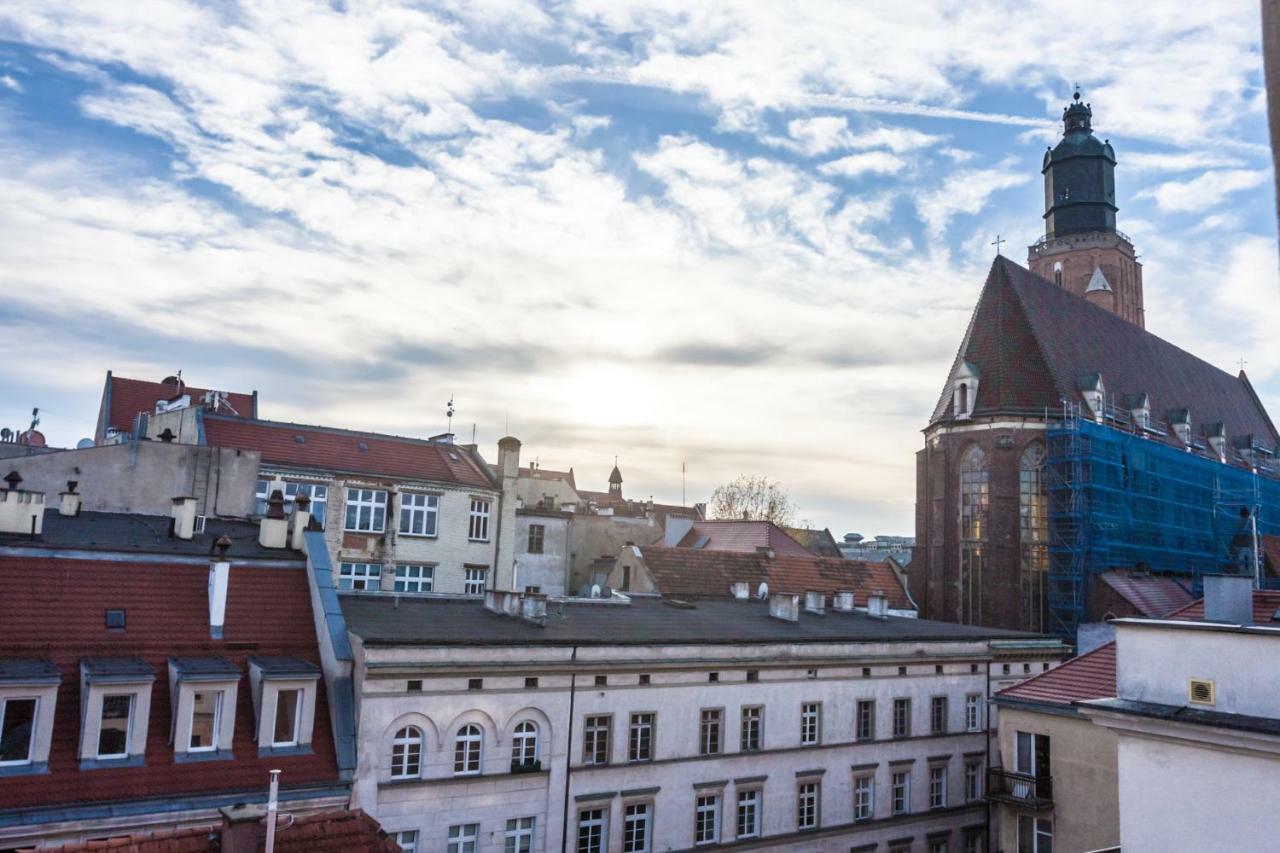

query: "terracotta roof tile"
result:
(49, 809), (399, 852)
(996, 642), (1117, 706)
(104, 376), (255, 434)
(1166, 589), (1280, 623)
(1097, 570), (1194, 618)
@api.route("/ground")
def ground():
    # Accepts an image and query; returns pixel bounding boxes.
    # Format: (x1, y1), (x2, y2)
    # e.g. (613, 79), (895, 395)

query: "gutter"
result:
(560, 646), (578, 853)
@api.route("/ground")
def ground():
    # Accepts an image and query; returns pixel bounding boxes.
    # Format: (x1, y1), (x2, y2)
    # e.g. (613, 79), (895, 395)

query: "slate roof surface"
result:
(0, 510), (301, 562)
(341, 594), (1020, 647)
(995, 643), (1117, 707)
(675, 520), (815, 557)
(1097, 570), (1194, 618)
(104, 375), (255, 434)
(931, 258), (1279, 448)
(636, 545), (913, 610)
(203, 414), (494, 488)
(0, 556), (338, 814)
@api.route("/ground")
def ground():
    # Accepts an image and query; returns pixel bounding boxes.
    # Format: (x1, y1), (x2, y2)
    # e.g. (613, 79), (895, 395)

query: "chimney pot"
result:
(3, 471), (21, 491)
(804, 590), (826, 614)
(1203, 574), (1253, 625)
(867, 590), (889, 619)
(213, 535), (232, 558)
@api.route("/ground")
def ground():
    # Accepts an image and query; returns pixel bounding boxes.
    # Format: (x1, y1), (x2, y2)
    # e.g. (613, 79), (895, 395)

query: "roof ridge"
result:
(205, 413), (461, 449)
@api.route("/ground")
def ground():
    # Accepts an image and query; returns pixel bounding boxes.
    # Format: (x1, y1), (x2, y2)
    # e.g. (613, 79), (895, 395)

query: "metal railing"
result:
(986, 768), (1053, 809)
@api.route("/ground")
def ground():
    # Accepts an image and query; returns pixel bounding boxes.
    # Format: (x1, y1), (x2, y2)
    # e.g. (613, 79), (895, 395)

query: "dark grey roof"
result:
(249, 656), (321, 677)
(81, 657), (156, 682)
(169, 656), (240, 680)
(341, 594), (1038, 647)
(0, 658), (60, 684)
(0, 509), (303, 562)
(1082, 697), (1280, 737)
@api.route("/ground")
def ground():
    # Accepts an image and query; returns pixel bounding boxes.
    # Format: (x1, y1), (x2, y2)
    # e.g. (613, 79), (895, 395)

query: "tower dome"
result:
(1042, 91), (1117, 238)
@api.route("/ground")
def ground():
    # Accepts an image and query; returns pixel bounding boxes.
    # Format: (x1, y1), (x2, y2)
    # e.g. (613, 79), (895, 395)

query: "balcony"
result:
(986, 768), (1053, 810)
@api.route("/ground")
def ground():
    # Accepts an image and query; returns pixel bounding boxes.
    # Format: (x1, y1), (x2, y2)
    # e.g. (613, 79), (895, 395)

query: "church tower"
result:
(1027, 93), (1145, 327)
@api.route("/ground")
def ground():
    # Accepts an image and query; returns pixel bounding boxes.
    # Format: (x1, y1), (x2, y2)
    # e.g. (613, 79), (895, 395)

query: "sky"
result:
(0, 1), (1277, 538)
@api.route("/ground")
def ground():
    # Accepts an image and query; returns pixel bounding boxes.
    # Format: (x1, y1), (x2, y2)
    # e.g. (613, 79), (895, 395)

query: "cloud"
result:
(818, 151), (906, 178)
(915, 160), (1031, 239)
(775, 116), (941, 157)
(0, 75), (21, 92)
(1137, 168), (1269, 213)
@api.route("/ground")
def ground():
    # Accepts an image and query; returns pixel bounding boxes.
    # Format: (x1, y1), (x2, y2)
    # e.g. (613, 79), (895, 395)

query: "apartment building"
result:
(338, 588), (1067, 853)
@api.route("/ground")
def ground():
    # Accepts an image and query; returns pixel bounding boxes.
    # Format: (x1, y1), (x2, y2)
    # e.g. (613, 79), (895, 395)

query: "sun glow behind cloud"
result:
(0, 0), (1275, 535)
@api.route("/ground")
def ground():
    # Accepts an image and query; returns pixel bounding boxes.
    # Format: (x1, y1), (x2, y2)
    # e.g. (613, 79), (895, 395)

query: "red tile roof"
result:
(1097, 570), (1194, 618)
(996, 643), (1117, 706)
(102, 375), (255, 434)
(0, 557), (339, 813)
(203, 414), (494, 488)
(636, 546), (913, 609)
(49, 809), (400, 852)
(676, 520), (815, 557)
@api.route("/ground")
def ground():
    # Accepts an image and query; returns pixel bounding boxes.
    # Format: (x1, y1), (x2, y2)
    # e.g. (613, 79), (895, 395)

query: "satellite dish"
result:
(76, 438), (94, 450)
(757, 582), (769, 600)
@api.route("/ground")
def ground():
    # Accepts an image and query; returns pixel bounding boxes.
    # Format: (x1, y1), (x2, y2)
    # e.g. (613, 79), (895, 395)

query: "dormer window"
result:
(79, 658), (155, 769)
(1168, 410), (1192, 446)
(1126, 394), (1151, 431)
(248, 657), (320, 756)
(1205, 424), (1228, 463)
(169, 657), (239, 762)
(952, 362), (980, 420)
(1078, 374), (1105, 421)
(0, 659), (60, 776)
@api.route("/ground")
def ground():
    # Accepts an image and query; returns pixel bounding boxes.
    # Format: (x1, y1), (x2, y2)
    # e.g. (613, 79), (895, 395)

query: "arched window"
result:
(454, 724), (483, 775)
(959, 445), (989, 626)
(958, 383), (969, 415)
(1053, 262), (1063, 288)
(390, 726), (423, 780)
(511, 720), (539, 768)
(1019, 444), (1049, 633)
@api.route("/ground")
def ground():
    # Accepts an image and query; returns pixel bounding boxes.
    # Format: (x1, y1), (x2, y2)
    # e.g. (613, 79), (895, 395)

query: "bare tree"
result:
(708, 475), (797, 527)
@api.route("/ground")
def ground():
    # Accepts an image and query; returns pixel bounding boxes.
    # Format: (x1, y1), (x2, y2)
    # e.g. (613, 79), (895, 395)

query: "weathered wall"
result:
(567, 513), (665, 592)
(514, 512), (570, 596)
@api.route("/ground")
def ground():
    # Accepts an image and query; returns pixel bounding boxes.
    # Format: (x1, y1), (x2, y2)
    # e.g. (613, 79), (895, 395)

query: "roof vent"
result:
(804, 590), (826, 615)
(756, 581), (769, 600)
(1188, 678), (1215, 706)
(769, 592), (800, 623)
(294, 435), (306, 444)
(357, 441), (369, 453)
(867, 591), (889, 619)
(833, 590), (856, 612)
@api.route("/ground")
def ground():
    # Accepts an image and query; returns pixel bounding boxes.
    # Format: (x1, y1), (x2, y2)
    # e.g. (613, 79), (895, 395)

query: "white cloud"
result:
(818, 151), (906, 178)
(1124, 150), (1247, 173)
(0, 75), (21, 92)
(1137, 168), (1269, 213)
(915, 161), (1031, 240)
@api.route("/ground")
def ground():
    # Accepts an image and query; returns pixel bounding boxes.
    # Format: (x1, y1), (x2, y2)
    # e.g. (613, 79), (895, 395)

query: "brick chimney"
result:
(495, 436), (521, 589)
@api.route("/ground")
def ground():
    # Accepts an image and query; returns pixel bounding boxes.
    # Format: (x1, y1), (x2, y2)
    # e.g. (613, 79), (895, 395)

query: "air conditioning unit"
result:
(193, 515), (208, 535)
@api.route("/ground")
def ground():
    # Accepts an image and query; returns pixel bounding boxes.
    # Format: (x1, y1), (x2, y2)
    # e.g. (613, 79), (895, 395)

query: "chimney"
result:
(1203, 574), (1253, 625)
(730, 581), (750, 601)
(59, 481), (81, 517)
(171, 495), (198, 540)
(804, 590), (826, 615)
(209, 542), (231, 639)
(833, 590), (856, 612)
(521, 592), (548, 625)
(769, 592), (800, 622)
(288, 493), (311, 550)
(0, 471), (44, 537)
(217, 803), (266, 853)
(495, 436), (522, 590)
(258, 489), (288, 549)
(867, 590), (889, 619)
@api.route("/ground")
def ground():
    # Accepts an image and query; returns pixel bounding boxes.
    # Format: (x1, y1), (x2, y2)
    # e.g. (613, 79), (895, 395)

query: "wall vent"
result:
(1188, 678), (1215, 705)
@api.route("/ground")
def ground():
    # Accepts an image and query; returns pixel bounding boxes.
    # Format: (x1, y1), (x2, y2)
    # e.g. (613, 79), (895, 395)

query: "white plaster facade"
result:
(514, 509), (571, 596)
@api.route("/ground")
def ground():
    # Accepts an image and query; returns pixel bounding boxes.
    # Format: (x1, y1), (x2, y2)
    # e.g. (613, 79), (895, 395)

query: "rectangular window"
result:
(0, 697), (37, 764)
(740, 706), (762, 752)
(344, 488), (387, 532)
(965, 694), (982, 731)
(965, 760), (983, 801)
(893, 697), (911, 738)
(1015, 731), (1051, 778)
(394, 564), (434, 593)
(464, 567), (488, 596)
(448, 823), (480, 853)
(699, 708), (722, 755)
(931, 840), (950, 853)
(527, 524), (545, 554)
(1018, 816), (1053, 853)
(396, 830), (418, 853)
(856, 699), (876, 741)
(929, 764), (948, 809)
(399, 492), (440, 537)
(892, 770), (910, 814)
(736, 789), (761, 839)
(257, 480), (328, 527)
(577, 808), (605, 853)
(853, 774), (874, 821)
(797, 780), (820, 830)
(97, 694), (132, 758)
(966, 829), (985, 853)
(800, 701), (821, 746)
(584, 715), (611, 765)
(629, 713), (654, 762)
(339, 561), (381, 591)
(694, 794), (720, 845)
(504, 817), (535, 853)
(468, 498), (491, 541)
(623, 802), (652, 853)
(931, 696), (949, 735)
(188, 690), (222, 752)
(272, 689), (301, 746)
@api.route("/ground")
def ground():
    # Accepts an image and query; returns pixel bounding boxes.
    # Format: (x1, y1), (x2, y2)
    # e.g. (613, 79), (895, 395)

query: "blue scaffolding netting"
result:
(1044, 406), (1280, 638)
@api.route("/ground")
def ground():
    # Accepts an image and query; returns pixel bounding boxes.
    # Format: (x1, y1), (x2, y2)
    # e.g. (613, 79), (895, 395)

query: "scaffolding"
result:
(1044, 403), (1280, 637)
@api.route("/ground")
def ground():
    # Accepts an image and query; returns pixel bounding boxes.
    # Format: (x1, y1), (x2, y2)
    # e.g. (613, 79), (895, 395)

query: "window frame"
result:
(853, 773), (875, 821)
(511, 720), (539, 768)
(965, 759), (983, 801)
(583, 714), (611, 766)
(965, 693), (982, 731)
(463, 566), (488, 596)
(527, 523), (545, 554)
(344, 488), (388, 533)
(398, 491), (440, 538)
(931, 695), (949, 735)
(893, 697), (911, 738)
(395, 830), (419, 853)
(929, 764), (948, 809)
(740, 705), (763, 752)
(394, 563), (435, 593)
(1018, 815), (1053, 853)
(390, 725), (424, 780)
(736, 787), (761, 839)
(628, 712), (655, 763)
(97, 693), (134, 759)
(856, 699), (876, 741)
(892, 769), (911, 815)
(0, 696), (38, 765)
(622, 801), (653, 853)
(577, 807), (607, 853)
(504, 816), (535, 853)
(797, 779), (820, 831)
(339, 561), (382, 591)
(800, 701), (821, 746)
(271, 688), (302, 747)
(694, 793), (721, 846)
(447, 823), (480, 853)
(453, 723), (483, 776)
(699, 708), (723, 756)
(186, 689), (222, 753)
(468, 498), (491, 542)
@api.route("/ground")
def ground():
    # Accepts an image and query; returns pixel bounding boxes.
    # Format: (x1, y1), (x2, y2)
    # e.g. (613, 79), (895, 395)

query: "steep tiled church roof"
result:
(931, 257), (1278, 447)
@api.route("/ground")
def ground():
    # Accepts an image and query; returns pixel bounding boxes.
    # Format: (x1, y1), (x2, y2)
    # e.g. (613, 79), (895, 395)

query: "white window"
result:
(454, 724), (482, 775)
(399, 492), (440, 537)
(188, 691), (222, 752)
(584, 715), (610, 765)
(391, 726), (423, 779)
(98, 694), (133, 758)
(797, 780), (819, 830)
(0, 697), (37, 764)
(965, 760), (983, 801)
(577, 808), (606, 853)
(628, 712), (654, 762)
(699, 708), (722, 755)
(930, 764), (948, 808)
(893, 697), (911, 738)
(505, 817), (535, 853)
(623, 803), (652, 853)
(740, 705), (762, 752)
(464, 567), (488, 596)
(256, 480), (328, 527)
(395, 830), (418, 853)
(736, 789), (760, 839)
(527, 523), (545, 554)
(272, 688), (301, 747)
(694, 794), (720, 845)
(892, 770), (910, 814)
(448, 823), (479, 853)
(853, 774), (874, 821)
(965, 694), (982, 731)
(339, 562), (381, 591)
(1018, 816), (1052, 853)
(800, 701), (821, 745)
(344, 488), (387, 532)
(1016, 731), (1050, 776)
(394, 564), (434, 593)
(511, 720), (539, 768)
(468, 498), (491, 541)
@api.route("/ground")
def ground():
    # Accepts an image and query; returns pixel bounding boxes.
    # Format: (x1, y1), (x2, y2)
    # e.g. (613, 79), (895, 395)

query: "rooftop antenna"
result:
(471, 423), (476, 444)
(28, 407), (39, 432)
(446, 395), (455, 434)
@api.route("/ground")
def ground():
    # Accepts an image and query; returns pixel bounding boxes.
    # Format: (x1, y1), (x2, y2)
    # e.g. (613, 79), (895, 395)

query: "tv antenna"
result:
(446, 395), (455, 434)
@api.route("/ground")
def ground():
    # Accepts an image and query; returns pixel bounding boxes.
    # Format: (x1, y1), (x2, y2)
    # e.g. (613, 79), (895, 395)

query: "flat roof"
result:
(341, 594), (1041, 647)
